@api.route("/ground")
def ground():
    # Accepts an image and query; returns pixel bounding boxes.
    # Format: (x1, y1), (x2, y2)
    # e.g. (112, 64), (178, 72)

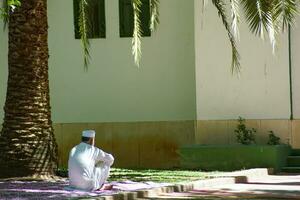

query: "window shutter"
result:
(119, 0), (134, 37)
(73, 0), (80, 39)
(141, 0), (151, 37)
(73, 0), (106, 39)
(119, 0), (151, 37)
(87, 0), (99, 38)
(99, 0), (106, 38)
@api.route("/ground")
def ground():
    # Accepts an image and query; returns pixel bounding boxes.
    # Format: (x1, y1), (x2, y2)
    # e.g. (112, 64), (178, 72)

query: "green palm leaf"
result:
(78, 0), (90, 70)
(1, 0), (21, 29)
(0, 0), (9, 28)
(212, 0), (241, 73)
(132, 0), (142, 66)
(150, 0), (160, 32)
(241, 0), (278, 51)
(230, 0), (240, 40)
(203, 0), (208, 8)
(273, 0), (299, 31)
(242, 1), (276, 36)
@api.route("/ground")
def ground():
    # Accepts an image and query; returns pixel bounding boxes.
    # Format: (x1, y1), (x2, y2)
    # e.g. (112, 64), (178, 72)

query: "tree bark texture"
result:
(0, 0), (58, 178)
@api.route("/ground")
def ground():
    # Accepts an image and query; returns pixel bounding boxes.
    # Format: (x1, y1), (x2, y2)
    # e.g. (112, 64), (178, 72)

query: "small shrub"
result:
(267, 131), (280, 145)
(235, 117), (256, 145)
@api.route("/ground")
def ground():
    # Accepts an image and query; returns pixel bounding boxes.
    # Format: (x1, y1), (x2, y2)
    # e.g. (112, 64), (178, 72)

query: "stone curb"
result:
(88, 168), (271, 200)
(211, 168), (271, 178)
(209, 168), (271, 183)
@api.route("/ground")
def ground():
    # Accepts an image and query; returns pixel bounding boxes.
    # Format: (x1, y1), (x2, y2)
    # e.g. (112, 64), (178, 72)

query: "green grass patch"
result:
(57, 167), (218, 183)
(108, 168), (218, 183)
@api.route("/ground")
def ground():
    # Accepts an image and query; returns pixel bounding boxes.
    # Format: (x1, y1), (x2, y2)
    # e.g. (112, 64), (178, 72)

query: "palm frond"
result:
(132, 0), (142, 66)
(150, 0), (159, 32)
(230, 0), (240, 40)
(273, 0), (299, 31)
(202, 0), (208, 13)
(0, 0), (9, 29)
(268, 18), (277, 52)
(1, 0), (21, 29)
(212, 0), (240, 74)
(203, 0), (208, 8)
(241, 0), (278, 51)
(78, 0), (90, 70)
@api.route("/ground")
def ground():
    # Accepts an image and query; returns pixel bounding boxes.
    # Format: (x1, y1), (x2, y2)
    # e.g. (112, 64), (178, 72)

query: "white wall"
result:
(0, 0), (196, 124)
(291, 16), (300, 119)
(195, 0), (291, 120)
(3, 0), (297, 124)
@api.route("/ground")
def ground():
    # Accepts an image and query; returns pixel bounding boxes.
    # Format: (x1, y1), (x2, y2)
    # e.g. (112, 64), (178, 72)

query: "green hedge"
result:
(179, 144), (291, 172)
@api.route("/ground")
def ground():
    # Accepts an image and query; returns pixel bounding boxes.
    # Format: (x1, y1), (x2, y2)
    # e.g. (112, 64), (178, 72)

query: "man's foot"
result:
(97, 184), (113, 191)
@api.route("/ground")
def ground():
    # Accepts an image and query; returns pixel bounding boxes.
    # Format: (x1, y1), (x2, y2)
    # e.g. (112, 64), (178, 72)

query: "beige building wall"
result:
(0, 0), (196, 123)
(0, 0), (196, 168)
(47, 0), (196, 123)
(194, 1), (300, 148)
(53, 121), (195, 168)
(291, 15), (300, 119)
(1, 1), (300, 169)
(290, 16), (300, 148)
(195, 0), (290, 120)
(195, 119), (300, 148)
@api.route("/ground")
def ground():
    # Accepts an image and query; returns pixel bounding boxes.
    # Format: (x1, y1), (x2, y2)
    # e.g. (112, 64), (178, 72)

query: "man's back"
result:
(68, 142), (114, 191)
(68, 143), (97, 190)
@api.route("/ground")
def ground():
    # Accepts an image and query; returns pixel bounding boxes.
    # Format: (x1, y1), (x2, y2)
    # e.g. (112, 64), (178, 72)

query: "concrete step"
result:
(291, 149), (300, 156)
(287, 156), (300, 167)
(281, 167), (300, 173)
(277, 172), (300, 175)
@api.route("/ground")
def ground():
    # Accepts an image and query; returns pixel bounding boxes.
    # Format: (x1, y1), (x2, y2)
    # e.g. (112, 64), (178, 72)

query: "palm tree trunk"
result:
(0, 0), (57, 178)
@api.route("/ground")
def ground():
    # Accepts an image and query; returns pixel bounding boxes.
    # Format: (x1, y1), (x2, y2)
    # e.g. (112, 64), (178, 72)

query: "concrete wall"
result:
(291, 15), (300, 119)
(195, 0), (290, 120)
(47, 0), (196, 123)
(0, 0), (196, 168)
(1, 0), (196, 123)
(194, 1), (300, 148)
(289, 16), (300, 148)
(1, 0), (300, 168)
(195, 119), (300, 148)
(54, 121), (195, 168)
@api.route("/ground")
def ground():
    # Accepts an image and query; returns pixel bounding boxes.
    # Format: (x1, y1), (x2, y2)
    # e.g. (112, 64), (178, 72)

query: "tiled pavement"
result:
(142, 174), (300, 199)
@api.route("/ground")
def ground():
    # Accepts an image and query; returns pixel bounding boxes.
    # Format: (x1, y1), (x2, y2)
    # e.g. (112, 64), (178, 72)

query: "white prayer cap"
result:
(82, 130), (96, 138)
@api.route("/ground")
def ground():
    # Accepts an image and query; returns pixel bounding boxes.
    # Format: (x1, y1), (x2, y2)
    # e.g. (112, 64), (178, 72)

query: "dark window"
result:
(119, 0), (151, 37)
(73, 0), (106, 39)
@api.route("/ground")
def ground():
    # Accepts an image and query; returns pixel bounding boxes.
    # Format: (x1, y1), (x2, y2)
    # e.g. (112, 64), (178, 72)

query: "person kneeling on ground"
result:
(68, 130), (114, 191)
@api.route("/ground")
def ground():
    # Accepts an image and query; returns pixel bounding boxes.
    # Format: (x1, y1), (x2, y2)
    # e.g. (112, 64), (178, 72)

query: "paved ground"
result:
(1, 170), (299, 199)
(0, 180), (169, 199)
(145, 174), (300, 199)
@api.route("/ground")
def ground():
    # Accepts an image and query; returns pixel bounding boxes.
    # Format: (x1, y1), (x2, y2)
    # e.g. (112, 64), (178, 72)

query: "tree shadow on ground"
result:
(0, 180), (107, 200)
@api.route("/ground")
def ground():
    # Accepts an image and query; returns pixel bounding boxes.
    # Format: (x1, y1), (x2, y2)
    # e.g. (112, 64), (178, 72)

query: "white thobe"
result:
(68, 142), (114, 191)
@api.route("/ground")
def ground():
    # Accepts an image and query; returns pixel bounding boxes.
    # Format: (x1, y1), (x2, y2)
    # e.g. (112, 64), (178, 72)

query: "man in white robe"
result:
(68, 130), (114, 191)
